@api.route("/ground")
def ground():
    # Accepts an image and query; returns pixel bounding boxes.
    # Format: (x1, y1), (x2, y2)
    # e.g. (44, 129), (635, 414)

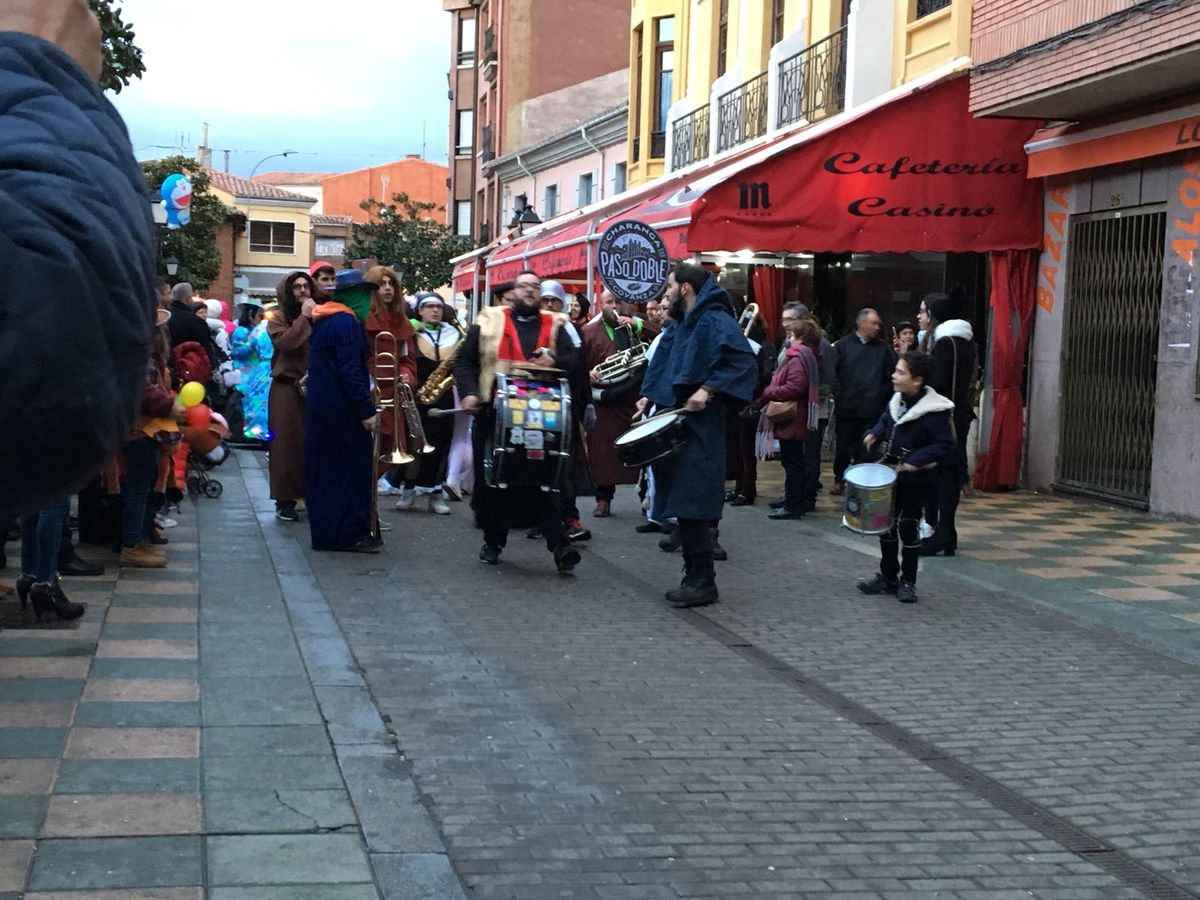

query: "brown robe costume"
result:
(267, 313), (311, 501)
(581, 317), (657, 487)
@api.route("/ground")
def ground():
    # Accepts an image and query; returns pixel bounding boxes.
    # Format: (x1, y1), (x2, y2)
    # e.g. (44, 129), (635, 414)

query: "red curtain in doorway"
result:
(974, 249), (1038, 491)
(750, 266), (783, 344)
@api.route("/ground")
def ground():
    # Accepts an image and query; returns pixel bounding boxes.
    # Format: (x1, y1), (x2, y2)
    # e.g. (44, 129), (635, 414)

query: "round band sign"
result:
(597, 220), (669, 303)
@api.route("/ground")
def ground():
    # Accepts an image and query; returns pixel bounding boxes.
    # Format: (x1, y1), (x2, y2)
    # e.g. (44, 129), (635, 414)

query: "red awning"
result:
(688, 76), (1043, 253)
(451, 246), (490, 292)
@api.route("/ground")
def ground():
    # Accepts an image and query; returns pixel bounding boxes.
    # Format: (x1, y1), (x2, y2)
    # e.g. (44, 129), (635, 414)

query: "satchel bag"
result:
(764, 400), (798, 423)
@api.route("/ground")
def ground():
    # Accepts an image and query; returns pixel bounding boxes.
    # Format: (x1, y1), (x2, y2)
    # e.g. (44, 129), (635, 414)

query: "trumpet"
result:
(373, 331), (416, 466)
(737, 302), (761, 337)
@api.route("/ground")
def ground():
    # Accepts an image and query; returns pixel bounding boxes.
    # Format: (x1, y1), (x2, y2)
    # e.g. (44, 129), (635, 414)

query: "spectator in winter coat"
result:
(0, 0), (156, 521)
(831, 308), (895, 496)
(856, 350), (956, 604)
(918, 286), (978, 557)
(166, 283), (216, 358)
(760, 317), (820, 520)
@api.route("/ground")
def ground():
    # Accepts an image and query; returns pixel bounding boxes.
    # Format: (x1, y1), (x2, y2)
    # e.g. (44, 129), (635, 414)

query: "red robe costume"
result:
(364, 305), (417, 475)
(581, 317), (657, 488)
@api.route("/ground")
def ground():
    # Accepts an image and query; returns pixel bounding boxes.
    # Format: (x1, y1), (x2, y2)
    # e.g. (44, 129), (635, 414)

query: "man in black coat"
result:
(166, 283), (216, 353)
(831, 308), (895, 495)
(0, 0), (155, 521)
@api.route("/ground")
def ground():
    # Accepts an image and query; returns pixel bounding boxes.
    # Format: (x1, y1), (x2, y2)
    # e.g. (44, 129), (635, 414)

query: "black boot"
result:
(14, 575), (34, 609)
(29, 580), (85, 622)
(918, 528), (956, 557)
(658, 525), (683, 553)
(665, 553), (718, 609)
(553, 544), (581, 574)
(710, 526), (727, 561)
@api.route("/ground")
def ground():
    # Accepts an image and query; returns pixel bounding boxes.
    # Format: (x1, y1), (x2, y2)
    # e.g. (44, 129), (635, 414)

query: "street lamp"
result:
(249, 150), (299, 180)
(165, 256), (180, 277)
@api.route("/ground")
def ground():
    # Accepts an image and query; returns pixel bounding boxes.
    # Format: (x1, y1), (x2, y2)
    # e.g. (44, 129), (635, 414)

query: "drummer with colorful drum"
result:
(855, 350), (957, 604)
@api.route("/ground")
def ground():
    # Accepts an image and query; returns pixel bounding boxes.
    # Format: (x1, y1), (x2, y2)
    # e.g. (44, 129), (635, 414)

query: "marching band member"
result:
(454, 272), (589, 573)
(581, 290), (658, 518)
(637, 263), (757, 608)
(364, 266), (417, 503)
(401, 292), (463, 515)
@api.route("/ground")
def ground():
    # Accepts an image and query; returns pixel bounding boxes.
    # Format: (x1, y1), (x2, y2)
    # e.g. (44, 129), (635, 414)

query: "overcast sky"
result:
(110, 0), (452, 177)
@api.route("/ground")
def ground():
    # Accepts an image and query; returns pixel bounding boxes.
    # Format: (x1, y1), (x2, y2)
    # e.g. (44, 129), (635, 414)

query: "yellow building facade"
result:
(626, 0), (973, 187)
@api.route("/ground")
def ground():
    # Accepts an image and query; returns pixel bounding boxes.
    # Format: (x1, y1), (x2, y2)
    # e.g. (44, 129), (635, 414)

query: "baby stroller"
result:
(181, 412), (232, 499)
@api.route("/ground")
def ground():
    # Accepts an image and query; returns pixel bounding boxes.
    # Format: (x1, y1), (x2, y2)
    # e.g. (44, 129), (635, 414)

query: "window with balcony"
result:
(544, 184), (559, 219)
(632, 25), (643, 163)
(455, 109), (474, 156)
(717, 0), (729, 78)
(457, 16), (476, 65)
(248, 221), (295, 255)
(577, 172), (595, 207)
(652, 17), (674, 159)
(455, 201), (472, 237)
(777, 26), (848, 128)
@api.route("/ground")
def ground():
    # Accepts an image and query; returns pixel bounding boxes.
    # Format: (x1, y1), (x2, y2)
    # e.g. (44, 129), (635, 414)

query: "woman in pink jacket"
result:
(760, 317), (822, 520)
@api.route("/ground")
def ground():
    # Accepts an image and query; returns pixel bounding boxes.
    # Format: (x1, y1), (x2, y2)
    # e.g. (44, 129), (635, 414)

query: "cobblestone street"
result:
(3, 450), (1200, 898)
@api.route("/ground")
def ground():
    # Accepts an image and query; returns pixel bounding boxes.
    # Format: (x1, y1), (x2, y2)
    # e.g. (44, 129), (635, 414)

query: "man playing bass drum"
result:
(636, 262), (757, 608)
(455, 272), (590, 573)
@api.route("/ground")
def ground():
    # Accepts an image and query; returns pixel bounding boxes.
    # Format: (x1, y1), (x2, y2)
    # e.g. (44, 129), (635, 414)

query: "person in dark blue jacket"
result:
(856, 351), (956, 604)
(638, 263), (757, 608)
(0, 3), (156, 522)
(304, 270), (380, 553)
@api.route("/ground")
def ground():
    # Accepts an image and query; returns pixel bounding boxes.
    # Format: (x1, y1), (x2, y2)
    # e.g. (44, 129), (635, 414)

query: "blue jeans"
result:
(20, 498), (70, 584)
(122, 437), (160, 547)
(778, 439), (807, 512)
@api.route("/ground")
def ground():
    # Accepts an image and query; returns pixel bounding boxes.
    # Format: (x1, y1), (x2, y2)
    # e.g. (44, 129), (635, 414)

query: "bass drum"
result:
(484, 373), (572, 490)
(615, 409), (687, 469)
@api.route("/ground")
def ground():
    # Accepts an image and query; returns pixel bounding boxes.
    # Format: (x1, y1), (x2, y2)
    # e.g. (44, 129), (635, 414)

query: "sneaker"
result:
(120, 544), (167, 569)
(275, 501), (300, 522)
(856, 573), (899, 595)
(593, 500), (611, 518)
(377, 519), (393, 532)
(635, 521), (664, 534)
(897, 581), (919, 603)
(525, 527), (544, 540)
(769, 497), (787, 509)
(479, 543), (501, 565)
(443, 484), (463, 502)
(154, 513), (178, 529)
(377, 476), (401, 496)
(566, 520), (592, 542)
(554, 545), (582, 574)
(340, 536), (383, 553)
(394, 488), (415, 510)
(428, 493), (452, 515)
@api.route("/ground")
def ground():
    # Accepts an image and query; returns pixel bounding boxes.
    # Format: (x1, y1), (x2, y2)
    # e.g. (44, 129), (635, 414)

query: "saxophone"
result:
(415, 324), (465, 406)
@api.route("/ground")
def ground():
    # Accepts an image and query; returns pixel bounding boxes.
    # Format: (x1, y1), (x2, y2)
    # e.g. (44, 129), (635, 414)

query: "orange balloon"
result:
(186, 404), (212, 429)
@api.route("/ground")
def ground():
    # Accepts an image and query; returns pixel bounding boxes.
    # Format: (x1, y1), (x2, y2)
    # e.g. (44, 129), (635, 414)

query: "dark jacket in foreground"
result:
(867, 387), (957, 485)
(0, 34), (155, 520)
(927, 319), (978, 436)
(832, 333), (895, 420)
(642, 277), (757, 521)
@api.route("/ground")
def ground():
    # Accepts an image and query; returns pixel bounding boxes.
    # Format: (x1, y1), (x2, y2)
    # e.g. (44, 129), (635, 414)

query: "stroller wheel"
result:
(186, 476), (201, 495)
(204, 480), (223, 498)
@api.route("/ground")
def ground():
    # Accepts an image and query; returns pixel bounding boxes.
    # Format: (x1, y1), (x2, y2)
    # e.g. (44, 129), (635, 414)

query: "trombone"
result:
(372, 332), (416, 467)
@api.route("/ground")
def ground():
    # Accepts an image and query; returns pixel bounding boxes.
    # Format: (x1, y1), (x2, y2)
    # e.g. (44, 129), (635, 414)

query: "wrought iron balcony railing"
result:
(716, 71), (769, 154)
(778, 25), (847, 130)
(670, 105), (711, 171)
(650, 130), (666, 159)
(916, 0), (951, 17)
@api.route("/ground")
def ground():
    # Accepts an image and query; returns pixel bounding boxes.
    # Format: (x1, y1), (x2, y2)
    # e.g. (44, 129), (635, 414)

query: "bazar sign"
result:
(597, 220), (669, 303)
(823, 152), (1024, 219)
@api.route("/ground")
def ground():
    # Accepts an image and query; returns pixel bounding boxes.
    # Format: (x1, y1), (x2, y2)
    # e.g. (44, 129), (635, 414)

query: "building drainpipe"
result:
(580, 124), (605, 202)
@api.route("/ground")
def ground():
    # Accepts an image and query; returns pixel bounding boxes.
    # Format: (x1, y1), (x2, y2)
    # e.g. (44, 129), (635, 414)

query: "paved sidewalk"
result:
(0, 460), (461, 898)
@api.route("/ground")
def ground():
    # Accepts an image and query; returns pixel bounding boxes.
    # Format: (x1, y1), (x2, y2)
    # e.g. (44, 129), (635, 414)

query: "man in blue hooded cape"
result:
(638, 262), (757, 608)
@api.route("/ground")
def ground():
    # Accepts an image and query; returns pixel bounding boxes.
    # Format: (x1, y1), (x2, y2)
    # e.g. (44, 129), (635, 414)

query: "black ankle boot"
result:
(919, 528), (956, 557)
(14, 575), (34, 609)
(710, 527), (727, 561)
(658, 526), (683, 553)
(665, 555), (718, 608)
(29, 581), (85, 622)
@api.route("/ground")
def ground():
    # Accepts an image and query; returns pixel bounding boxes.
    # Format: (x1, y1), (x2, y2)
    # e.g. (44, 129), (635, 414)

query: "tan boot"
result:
(137, 541), (168, 566)
(120, 544), (167, 568)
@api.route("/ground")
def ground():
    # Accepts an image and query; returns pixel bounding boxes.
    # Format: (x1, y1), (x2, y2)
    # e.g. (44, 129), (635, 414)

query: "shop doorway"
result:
(1057, 206), (1165, 508)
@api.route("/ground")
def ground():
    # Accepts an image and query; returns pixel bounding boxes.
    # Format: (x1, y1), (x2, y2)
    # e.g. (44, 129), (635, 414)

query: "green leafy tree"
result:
(89, 0), (145, 93)
(346, 193), (475, 292)
(142, 156), (232, 292)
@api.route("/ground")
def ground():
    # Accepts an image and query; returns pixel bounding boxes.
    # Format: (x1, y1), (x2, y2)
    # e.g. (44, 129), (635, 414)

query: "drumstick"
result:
(428, 407), (470, 418)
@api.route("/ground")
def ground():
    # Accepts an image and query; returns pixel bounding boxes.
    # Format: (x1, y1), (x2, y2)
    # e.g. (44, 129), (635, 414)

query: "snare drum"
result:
(483, 373), (572, 490)
(615, 409), (687, 469)
(841, 463), (897, 535)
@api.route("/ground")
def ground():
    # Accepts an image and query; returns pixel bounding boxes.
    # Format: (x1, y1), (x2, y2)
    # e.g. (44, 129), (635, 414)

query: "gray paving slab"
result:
(202, 724), (334, 757)
(55, 758), (200, 794)
(205, 788), (358, 833)
(336, 752), (445, 854)
(200, 675), (323, 726)
(209, 887), (378, 900)
(90, 657), (198, 678)
(206, 833), (374, 885)
(73, 700), (200, 727)
(27, 835), (203, 890)
(203, 753), (345, 792)
(370, 852), (469, 900)
(0, 795), (47, 838)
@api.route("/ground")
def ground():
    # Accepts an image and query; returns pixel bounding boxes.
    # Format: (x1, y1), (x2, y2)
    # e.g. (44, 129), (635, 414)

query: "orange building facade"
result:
(320, 156), (450, 224)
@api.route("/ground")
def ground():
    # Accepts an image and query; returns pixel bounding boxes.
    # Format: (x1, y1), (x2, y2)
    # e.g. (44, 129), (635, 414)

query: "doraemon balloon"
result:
(160, 174), (193, 229)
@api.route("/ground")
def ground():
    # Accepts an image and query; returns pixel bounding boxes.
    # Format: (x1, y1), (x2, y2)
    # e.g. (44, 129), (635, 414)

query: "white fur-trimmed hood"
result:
(934, 319), (973, 342)
(888, 386), (954, 425)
